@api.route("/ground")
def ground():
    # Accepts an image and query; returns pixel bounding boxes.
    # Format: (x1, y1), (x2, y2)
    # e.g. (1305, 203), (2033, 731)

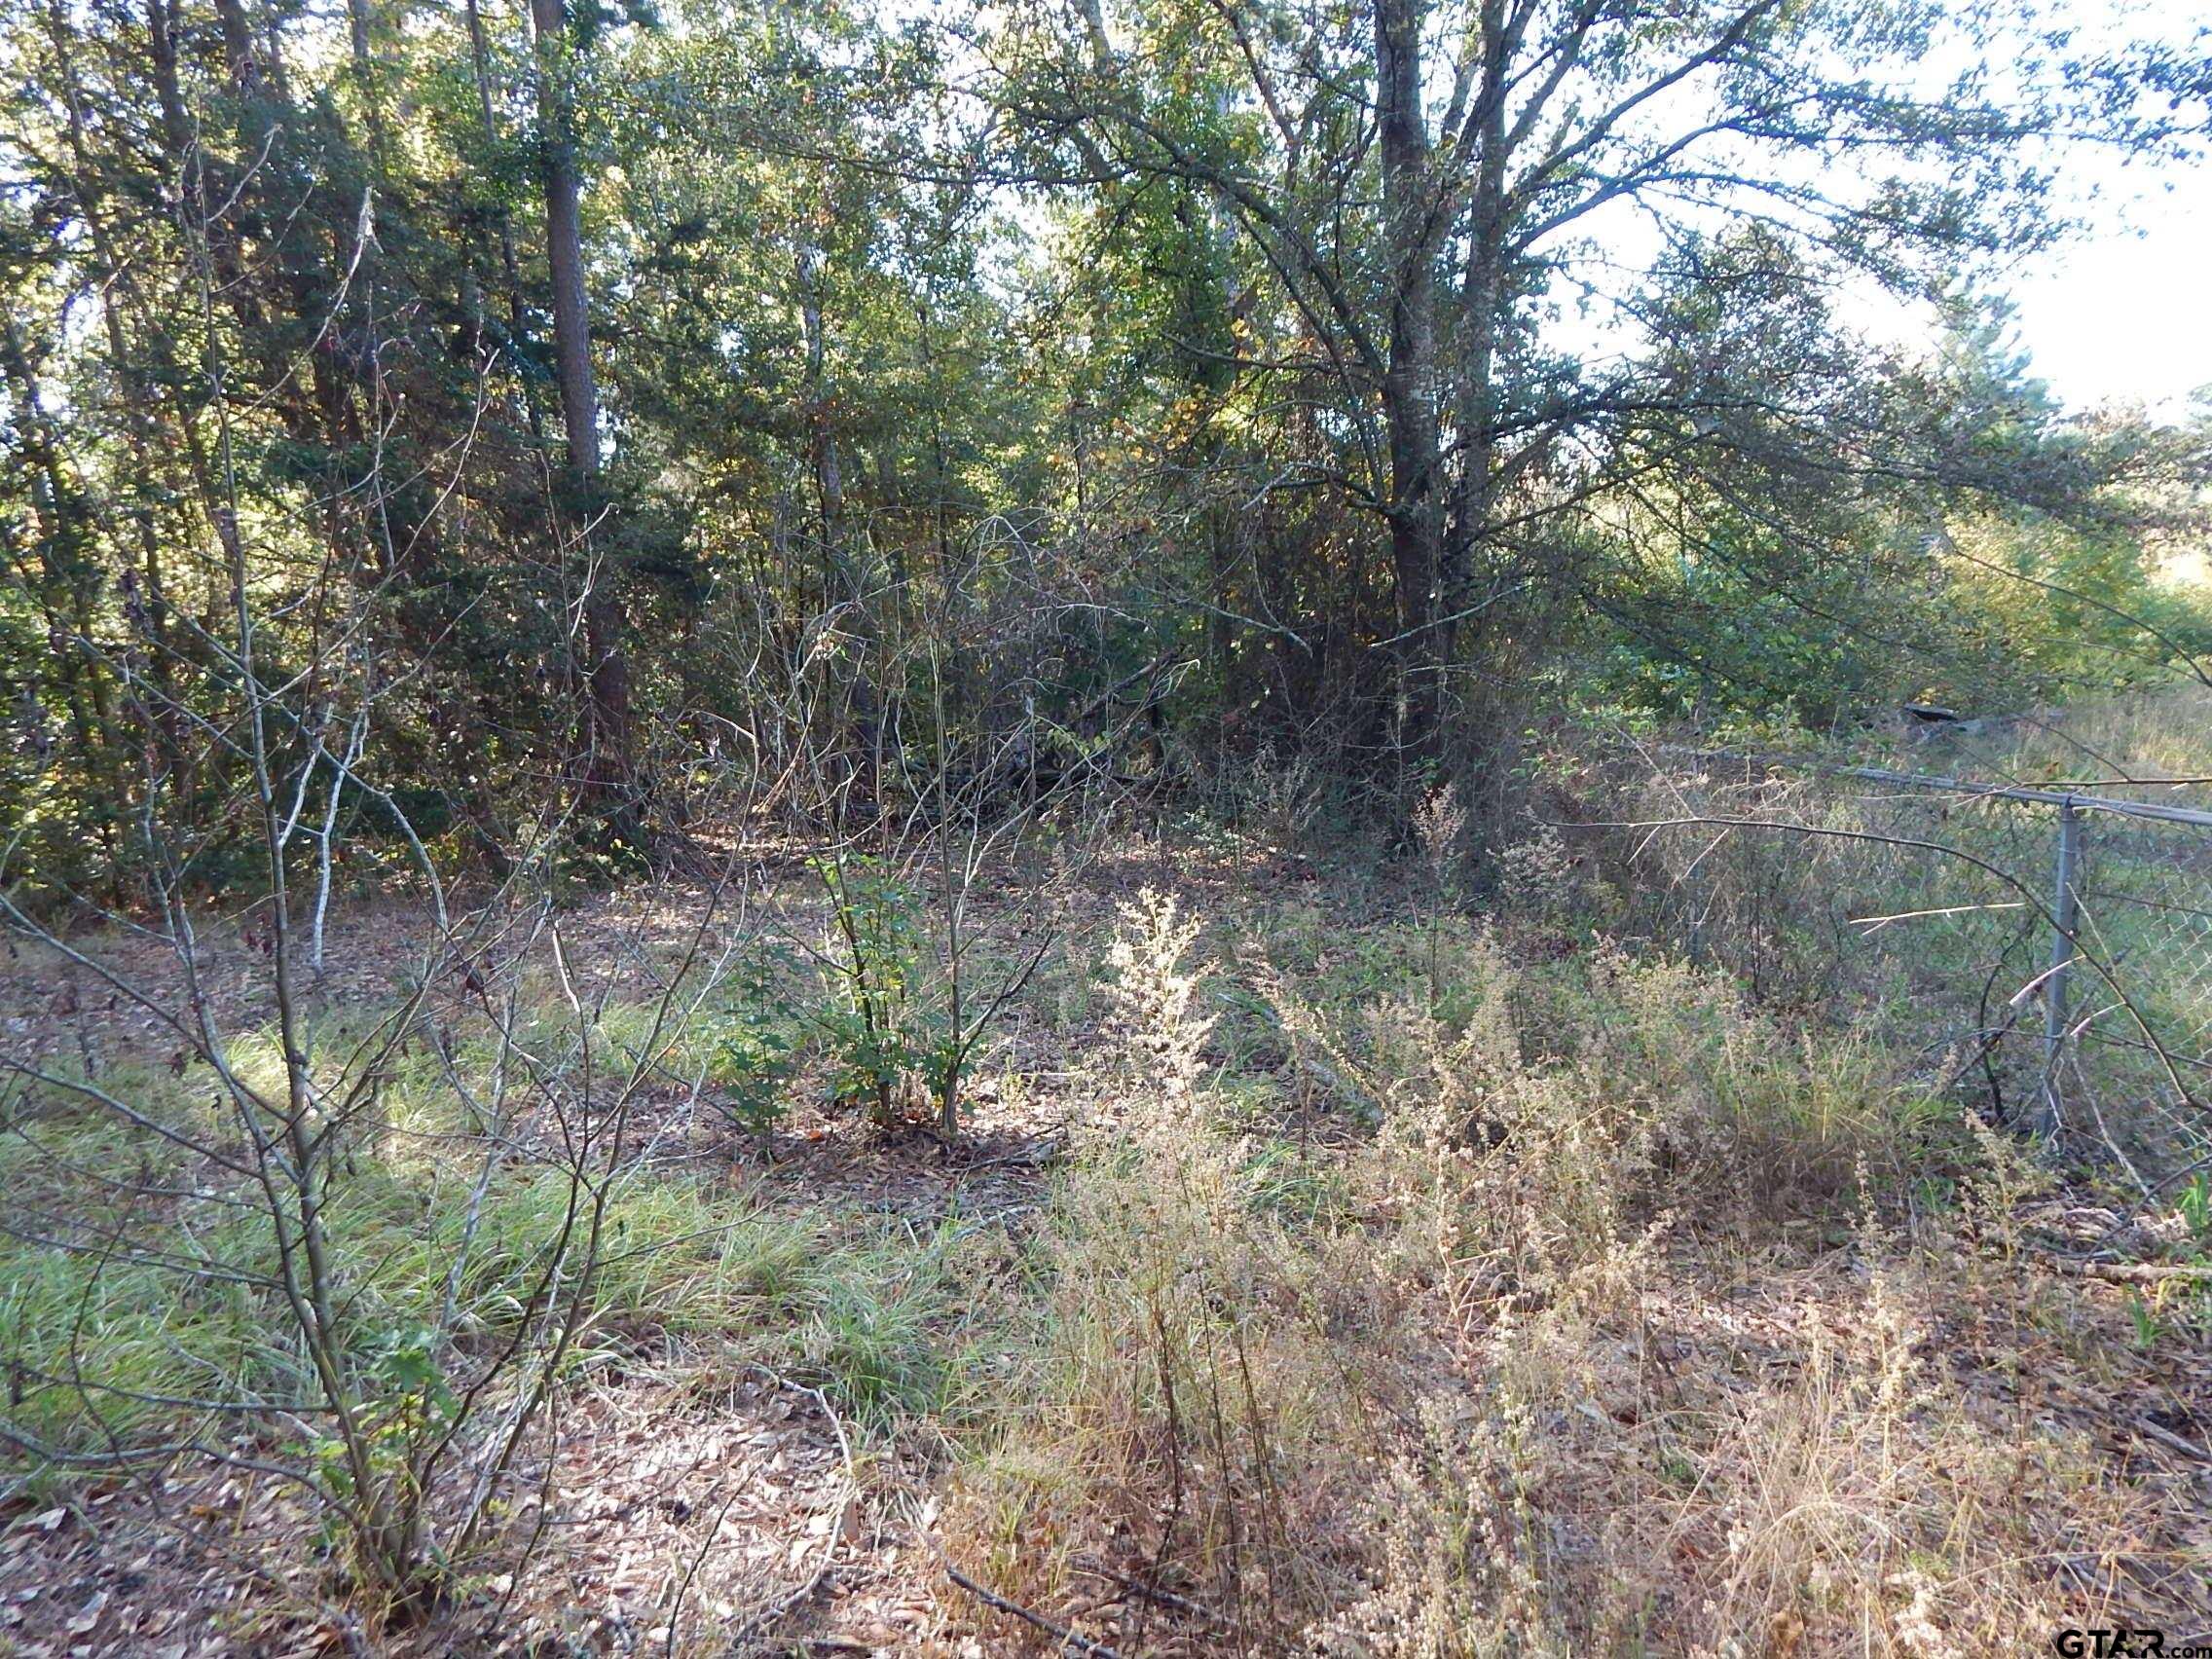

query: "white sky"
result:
(1511, 0), (2211, 423)
(1990, 0), (2211, 416)
(2005, 153), (2212, 415)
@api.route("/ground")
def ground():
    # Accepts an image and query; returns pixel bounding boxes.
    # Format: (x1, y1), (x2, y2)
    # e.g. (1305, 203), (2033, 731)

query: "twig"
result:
(721, 1366), (859, 1654)
(2035, 1253), (2212, 1284)
(667, 1482), (749, 1659)
(940, 1559), (1125, 1659)
(2134, 1417), (2212, 1464)
(1072, 1557), (1225, 1626)
(958, 1138), (1066, 1171)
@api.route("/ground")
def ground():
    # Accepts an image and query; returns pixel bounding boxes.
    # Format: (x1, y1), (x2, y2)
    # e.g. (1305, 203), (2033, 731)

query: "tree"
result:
(988, 0), (2212, 791)
(3, 0), (2203, 892)
(530, 0), (639, 838)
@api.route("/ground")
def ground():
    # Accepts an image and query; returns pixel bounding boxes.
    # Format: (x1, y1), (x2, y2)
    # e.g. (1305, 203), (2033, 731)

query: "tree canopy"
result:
(2, 0), (2208, 893)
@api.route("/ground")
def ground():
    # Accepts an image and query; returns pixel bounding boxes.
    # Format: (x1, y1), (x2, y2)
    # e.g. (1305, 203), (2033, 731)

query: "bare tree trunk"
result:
(529, 0), (636, 835)
(47, 0), (179, 726)
(464, 0), (544, 442)
(797, 244), (844, 562)
(345, 0), (387, 161)
(798, 240), (884, 820)
(0, 319), (120, 872)
(1443, 0), (1511, 684)
(1374, 0), (1447, 767)
(149, 0), (257, 341)
(530, 0), (598, 480)
(212, 0), (263, 94)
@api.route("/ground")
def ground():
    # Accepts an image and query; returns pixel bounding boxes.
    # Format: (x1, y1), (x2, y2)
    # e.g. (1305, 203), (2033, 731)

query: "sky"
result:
(2005, 153), (2212, 415)
(1518, 0), (2212, 424)
(1982, 0), (2212, 416)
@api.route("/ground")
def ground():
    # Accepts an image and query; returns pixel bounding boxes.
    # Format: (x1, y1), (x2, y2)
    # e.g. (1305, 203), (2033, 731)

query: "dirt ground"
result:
(0, 846), (1246, 1656)
(3, 847), (2209, 1657)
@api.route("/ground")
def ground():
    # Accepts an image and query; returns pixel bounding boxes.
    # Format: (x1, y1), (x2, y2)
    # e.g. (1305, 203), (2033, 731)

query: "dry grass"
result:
(1535, 684), (2212, 1180)
(936, 884), (2212, 1656)
(4, 843), (2207, 1654)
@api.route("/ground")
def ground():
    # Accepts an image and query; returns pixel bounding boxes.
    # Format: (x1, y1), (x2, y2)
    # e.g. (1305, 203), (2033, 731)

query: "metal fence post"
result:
(1646, 742), (2212, 1150)
(2039, 798), (2081, 1136)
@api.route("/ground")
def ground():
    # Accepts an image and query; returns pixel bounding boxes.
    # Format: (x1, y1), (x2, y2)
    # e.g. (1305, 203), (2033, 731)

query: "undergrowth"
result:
(938, 888), (2205, 1656)
(0, 1013), (970, 1492)
(5, 859), (2206, 1654)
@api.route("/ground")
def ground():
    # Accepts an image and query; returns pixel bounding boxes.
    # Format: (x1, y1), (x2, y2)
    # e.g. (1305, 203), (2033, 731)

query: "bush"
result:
(937, 889), (2099, 1655)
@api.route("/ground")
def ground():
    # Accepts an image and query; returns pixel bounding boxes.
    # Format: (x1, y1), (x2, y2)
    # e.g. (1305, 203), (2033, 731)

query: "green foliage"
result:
(714, 1019), (796, 1143)
(793, 1228), (966, 1424)
(5, 0), (2209, 903)
(1579, 292), (2212, 728)
(0, 977), (1009, 1550)
(702, 959), (803, 1147)
(1936, 512), (2212, 705)
(2180, 1174), (2212, 1249)
(0, 1058), (813, 1471)
(811, 855), (955, 1124)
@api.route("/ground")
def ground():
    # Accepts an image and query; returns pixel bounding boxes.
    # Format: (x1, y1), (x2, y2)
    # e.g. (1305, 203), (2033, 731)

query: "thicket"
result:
(4, 0), (2210, 905)
(3, 0), (2212, 1641)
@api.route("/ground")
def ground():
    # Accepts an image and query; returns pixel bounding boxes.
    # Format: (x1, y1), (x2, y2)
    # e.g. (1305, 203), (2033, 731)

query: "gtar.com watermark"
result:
(2054, 1632), (2212, 1658)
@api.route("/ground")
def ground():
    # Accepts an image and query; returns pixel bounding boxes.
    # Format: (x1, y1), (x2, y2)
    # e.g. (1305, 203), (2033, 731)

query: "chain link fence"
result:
(1562, 740), (2212, 1186)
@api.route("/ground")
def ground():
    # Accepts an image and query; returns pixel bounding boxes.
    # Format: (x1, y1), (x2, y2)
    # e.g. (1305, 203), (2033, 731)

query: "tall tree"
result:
(530, 0), (636, 831)
(992, 0), (2212, 789)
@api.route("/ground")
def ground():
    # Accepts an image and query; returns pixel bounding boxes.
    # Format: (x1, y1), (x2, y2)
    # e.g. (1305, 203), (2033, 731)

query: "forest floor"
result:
(3, 835), (2210, 1657)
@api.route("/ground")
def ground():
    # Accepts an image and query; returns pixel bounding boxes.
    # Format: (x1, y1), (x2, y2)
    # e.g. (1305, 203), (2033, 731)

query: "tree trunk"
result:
(1443, 0), (1511, 684)
(212, 0), (263, 94)
(345, 0), (386, 161)
(529, 0), (636, 835)
(48, 0), (178, 718)
(796, 242), (847, 576)
(798, 240), (884, 821)
(465, 0), (544, 441)
(531, 0), (598, 480)
(1374, 0), (1447, 767)
(0, 319), (122, 871)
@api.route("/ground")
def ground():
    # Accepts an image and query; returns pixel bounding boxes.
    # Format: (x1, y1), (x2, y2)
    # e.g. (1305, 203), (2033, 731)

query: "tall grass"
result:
(1543, 691), (2212, 1178)
(9, 843), (2202, 1650)
(939, 889), (2186, 1654)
